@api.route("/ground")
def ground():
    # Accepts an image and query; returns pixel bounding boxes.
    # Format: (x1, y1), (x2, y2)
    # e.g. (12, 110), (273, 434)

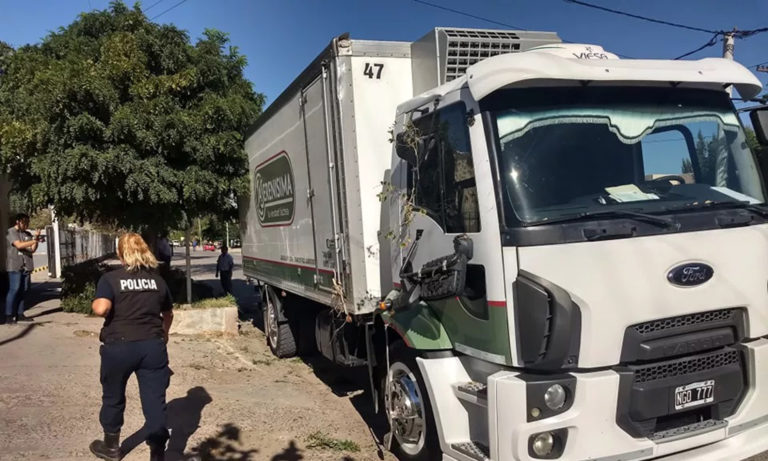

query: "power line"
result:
(565, 0), (768, 41)
(411, 0), (637, 58)
(748, 60), (768, 68)
(564, 0), (720, 34)
(737, 27), (768, 39)
(674, 33), (721, 60)
(412, 0), (525, 30)
(151, 0), (189, 20)
(144, 0), (165, 12)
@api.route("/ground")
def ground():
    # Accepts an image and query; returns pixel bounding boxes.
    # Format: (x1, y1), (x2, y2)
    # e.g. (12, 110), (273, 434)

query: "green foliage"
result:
(0, 2), (264, 231)
(203, 215), (239, 242)
(744, 126), (768, 180)
(177, 293), (237, 309)
(305, 431), (360, 452)
(61, 282), (96, 314)
(62, 260), (112, 297)
(162, 265), (214, 303)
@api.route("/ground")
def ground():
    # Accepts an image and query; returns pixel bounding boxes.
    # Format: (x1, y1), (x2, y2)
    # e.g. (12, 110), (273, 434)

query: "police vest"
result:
(99, 267), (172, 343)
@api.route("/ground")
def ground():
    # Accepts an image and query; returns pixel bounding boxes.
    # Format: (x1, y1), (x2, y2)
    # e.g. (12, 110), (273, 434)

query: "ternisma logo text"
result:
(254, 151), (295, 226)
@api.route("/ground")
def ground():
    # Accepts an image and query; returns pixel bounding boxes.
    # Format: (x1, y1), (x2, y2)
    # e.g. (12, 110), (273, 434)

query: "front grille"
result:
(634, 350), (741, 383)
(634, 309), (734, 335)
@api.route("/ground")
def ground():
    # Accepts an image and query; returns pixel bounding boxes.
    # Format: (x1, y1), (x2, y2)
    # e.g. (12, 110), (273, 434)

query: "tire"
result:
(384, 342), (441, 461)
(263, 286), (297, 358)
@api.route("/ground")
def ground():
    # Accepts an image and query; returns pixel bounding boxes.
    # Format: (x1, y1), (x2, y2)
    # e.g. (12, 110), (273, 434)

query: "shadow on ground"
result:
(187, 423), (259, 461)
(237, 292), (388, 459)
(26, 279), (62, 314)
(122, 386), (215, 460)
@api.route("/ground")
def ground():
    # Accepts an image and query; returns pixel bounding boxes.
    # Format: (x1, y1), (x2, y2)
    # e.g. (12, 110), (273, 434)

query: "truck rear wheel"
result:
(385, 342), (441, 461)
(263, 285), (297, 358)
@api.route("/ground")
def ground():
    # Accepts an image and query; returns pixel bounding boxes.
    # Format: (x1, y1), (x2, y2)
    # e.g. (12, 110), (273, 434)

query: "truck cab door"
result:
(394, 100), (513, 365)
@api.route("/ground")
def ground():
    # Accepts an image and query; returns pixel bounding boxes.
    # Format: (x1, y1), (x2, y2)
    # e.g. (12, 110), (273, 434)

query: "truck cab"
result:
(382, 43), (768, 460)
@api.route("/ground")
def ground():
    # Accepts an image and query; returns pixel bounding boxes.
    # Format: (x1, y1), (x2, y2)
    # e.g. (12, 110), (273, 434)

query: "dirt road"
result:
(0, 275), (392, 460)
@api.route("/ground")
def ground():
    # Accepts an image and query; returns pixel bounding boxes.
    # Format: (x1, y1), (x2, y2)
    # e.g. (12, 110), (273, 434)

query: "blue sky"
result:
(1, 0), (767, 106)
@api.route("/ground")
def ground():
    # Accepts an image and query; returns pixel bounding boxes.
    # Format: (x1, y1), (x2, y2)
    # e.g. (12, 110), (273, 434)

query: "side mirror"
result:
(750, 107), (768, 145)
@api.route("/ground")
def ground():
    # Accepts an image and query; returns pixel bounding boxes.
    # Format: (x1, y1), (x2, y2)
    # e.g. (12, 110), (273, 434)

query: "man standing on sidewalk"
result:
(215, 246), (234, 295)
(4, 213), (40, 324)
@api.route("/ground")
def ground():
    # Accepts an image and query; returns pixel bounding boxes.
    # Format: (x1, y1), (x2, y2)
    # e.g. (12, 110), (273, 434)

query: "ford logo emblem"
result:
(667, 263), (714, 287)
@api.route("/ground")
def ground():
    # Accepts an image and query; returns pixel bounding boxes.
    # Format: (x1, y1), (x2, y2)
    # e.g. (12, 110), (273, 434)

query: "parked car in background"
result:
(203, 242), (216, 251)
(171, 240), (180, 247)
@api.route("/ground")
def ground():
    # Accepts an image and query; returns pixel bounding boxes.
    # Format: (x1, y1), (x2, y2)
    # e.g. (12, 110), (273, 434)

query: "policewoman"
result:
(90, 233), (174, 461)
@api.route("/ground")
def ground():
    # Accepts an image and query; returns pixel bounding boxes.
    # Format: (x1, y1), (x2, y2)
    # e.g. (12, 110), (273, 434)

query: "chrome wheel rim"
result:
(265, 290), (279, 347)
(385, 362), (426, 455)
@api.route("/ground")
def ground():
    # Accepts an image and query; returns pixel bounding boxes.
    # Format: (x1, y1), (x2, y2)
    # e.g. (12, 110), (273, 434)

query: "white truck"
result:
(241, 27), (768, 461)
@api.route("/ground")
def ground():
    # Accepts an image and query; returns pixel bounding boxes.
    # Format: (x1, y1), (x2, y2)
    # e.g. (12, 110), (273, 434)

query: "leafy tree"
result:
(0, 41), (12, 75)
(744, 126), (768, 179)
(203, 214), (240, 243)
(0, 2), (264, 233)
(681, 158), (693, 174)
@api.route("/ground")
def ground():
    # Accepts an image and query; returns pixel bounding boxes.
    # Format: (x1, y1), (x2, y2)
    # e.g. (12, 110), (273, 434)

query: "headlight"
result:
(525, 375), (576, 421)
(531, 432), (554, 457)
(528, 429), (568, 459)
(544, 384), (567, 410)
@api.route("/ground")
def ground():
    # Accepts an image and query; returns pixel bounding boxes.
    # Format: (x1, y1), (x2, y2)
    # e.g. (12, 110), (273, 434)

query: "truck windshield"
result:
(486, 87), (766, 226)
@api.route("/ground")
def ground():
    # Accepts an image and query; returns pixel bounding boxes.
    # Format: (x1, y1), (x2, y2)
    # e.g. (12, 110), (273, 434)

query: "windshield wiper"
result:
(525, 210), (676, 228)
(667, 201), (768, 218)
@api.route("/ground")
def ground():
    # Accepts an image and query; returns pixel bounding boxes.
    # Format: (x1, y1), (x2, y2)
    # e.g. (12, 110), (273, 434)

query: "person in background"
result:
(155, 234), (172, 267)
(89, 233), (173, 461)
(5, 213), (41, 324)
(215, 246), (234, 295)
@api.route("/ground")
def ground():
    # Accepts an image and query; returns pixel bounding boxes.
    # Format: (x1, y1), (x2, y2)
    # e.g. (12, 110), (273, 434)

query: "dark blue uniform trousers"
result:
(99, 338), (170, 446)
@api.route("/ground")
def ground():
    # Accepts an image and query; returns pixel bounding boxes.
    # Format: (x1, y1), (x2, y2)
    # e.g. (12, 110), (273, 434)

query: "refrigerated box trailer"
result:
(241, 27), (768, 461)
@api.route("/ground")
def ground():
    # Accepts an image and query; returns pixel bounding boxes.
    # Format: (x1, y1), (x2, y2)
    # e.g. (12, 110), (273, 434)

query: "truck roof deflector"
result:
(466, 54), (763, 100)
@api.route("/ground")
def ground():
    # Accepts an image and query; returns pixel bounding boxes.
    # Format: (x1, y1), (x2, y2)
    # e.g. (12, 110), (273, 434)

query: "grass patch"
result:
(305, 431), (360, 452)
(289, 357), (304, 364)
(61, 283), (96, 315)
(175, 294), (237, 310)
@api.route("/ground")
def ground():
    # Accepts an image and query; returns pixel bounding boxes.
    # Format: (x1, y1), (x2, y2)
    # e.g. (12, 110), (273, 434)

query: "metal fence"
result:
(46, 226), (117, 276)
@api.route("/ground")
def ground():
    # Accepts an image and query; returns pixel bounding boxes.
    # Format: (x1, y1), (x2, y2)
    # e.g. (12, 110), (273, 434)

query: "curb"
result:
(32, 265), (48, 274)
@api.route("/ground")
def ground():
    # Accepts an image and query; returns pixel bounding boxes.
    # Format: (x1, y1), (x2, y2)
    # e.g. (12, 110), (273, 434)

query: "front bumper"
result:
(490, 338), (768, 460)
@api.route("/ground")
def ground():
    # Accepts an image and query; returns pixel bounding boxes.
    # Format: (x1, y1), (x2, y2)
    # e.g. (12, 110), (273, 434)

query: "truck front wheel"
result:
(263, 285), (297, 358)
(385, 342), (441, 461)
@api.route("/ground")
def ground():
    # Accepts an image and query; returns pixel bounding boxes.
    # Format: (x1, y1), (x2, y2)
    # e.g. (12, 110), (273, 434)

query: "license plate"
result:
(674, 380), (715, 410)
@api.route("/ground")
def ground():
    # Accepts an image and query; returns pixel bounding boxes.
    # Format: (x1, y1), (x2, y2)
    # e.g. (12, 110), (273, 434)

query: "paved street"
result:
(1, 250), (390, 461)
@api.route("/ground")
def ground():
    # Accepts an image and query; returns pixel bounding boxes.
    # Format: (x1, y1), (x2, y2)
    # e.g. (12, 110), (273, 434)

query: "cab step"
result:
(452, 441), (490, 461)
(650, 419), (727, 443)
(453, 381), (488, 407)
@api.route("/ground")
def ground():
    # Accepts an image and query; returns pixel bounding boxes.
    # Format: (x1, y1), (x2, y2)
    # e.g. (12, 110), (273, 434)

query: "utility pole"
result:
(50, 206), (62, 279)
(723, 29), (736, 96)
(198, 218), (203, 244)
(226, 221), (230, 247)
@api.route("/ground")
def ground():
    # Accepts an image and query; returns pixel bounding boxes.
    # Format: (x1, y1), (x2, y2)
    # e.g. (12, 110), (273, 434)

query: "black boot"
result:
(149, 443), (165, 461)
(89, 432), (120, 461)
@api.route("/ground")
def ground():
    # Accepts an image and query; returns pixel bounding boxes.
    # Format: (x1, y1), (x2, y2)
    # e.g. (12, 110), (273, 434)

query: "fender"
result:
(382, 302), (453, 350)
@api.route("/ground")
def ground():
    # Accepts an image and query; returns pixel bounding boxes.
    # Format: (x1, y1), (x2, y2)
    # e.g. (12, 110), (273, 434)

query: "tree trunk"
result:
(185, 227), (193, 304)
